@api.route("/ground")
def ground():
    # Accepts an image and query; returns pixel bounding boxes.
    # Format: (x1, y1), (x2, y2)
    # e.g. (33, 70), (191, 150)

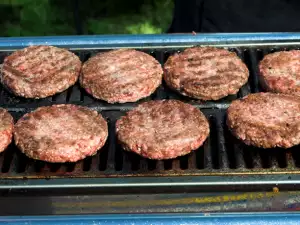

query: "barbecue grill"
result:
(2, 33), (300, 223)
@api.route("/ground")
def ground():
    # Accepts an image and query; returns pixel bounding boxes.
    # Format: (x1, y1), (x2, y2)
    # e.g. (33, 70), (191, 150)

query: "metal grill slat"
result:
(215, 115), (229, 169)
(236, 49), (251, 98)
(187, 151), (197, 170)
(172, 159), (181, 170)
(286, 151), (296, 169)
(90, 154), (100, 172)
(139, 159), (148, 171)
(252, 149), (263, 169)
(270, 152), (279, 169)
(52, 90), (68, 103)
(156, 161), (164, 171)
(203, 136), (213, 170)
(106, 121), (116, 171)
(68, 84), (82, 102)
(122, 153), (132, 172)
(72, 161), (83, 173)
(247, 49), (261, 93)
(233, 144), (246, 169)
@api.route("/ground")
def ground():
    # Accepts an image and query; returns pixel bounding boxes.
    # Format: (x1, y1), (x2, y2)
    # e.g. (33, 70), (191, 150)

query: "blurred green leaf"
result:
(20, 1), (49, 25)
(0, 0), (34, 6)
(86, 0), (173, 34)
(3, 23), (21, 36)
(1, 0), (173, 36)
(126, 22), (162, 34)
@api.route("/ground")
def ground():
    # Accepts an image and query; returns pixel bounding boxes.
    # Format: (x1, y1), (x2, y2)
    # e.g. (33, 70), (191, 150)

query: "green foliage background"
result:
(0, 0), (174, 36)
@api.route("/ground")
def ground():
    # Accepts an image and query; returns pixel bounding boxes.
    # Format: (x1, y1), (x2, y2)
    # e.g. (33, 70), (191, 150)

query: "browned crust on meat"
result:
(80, 49), (163, 103)
(164, 46), (249, 100)
(116, 100), (209, 160)
(0, 108), (13, 153)
(259, 50), (300, 96)
(1, 45), (82, 98)
(227, 92), (300, 148)
(14, 104), (108, 163)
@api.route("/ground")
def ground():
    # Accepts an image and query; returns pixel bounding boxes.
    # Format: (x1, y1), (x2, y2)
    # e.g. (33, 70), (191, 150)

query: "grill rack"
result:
(1, 34), (300, 191)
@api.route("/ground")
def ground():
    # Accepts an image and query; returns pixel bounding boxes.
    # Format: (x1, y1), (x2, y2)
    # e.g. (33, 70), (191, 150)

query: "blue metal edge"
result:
(0, 212), (300, 225)
(1, 32), (300, 50)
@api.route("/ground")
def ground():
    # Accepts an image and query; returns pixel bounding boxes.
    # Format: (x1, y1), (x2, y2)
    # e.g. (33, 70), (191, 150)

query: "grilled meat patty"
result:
(1, 45), (81, 98)
(80, 49), (163, 103)
(0, 108), (13, 153)
(116, 100), (209, 160)
(164, 47), (249, 100)
(227, 92), (300, 148)
(259, 50), (300, 96)
(14, 104), (108, 163)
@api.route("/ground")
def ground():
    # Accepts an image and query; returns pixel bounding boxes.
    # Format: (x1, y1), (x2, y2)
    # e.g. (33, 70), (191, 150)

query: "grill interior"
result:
(0, 46), (300, 179)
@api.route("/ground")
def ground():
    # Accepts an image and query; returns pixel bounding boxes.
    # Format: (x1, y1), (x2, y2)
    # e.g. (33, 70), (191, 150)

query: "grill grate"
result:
(0, 46), (300, 180)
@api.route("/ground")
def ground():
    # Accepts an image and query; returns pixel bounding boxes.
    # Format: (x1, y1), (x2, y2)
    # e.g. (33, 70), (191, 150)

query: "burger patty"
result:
(259, 50), (300, 96)
(1, 45), (81, 98)
(227, 92), (300, 148)
(14, 104), (108, 163)
(116, 100), (209, 160)
(0, 108), (13, 153)
(80, 49), (163, 103)
(164, 47), (249, 100)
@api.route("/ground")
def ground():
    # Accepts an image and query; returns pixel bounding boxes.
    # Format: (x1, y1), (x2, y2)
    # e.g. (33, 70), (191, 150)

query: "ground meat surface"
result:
(259, 50), (300, 96)
(164, 46), (249, 100)
(0, 108), (13, 153)
(1, 45), (81, 98)
(80, 49), (163, 103)
(14, 104), (108, 163)
(227, 92), (300, 148)
(116, 100), (209, 159)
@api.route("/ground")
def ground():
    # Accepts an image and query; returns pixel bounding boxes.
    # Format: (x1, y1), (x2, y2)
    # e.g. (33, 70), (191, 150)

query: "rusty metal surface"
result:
(1, 191), (300, 215)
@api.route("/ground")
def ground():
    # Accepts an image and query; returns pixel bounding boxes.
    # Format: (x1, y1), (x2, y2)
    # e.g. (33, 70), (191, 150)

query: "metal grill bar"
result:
(2, 33), (300, 50)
